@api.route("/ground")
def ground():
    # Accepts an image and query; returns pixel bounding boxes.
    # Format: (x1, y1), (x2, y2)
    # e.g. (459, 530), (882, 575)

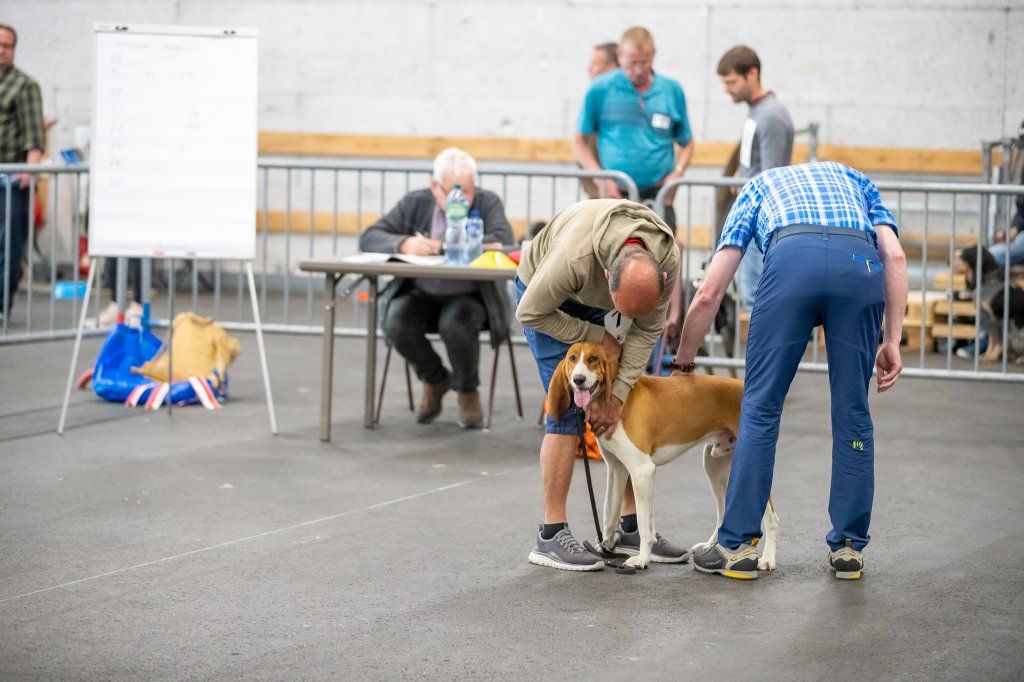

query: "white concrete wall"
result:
(8, 0), (1024, 157)
(9, 0), (1021, 280)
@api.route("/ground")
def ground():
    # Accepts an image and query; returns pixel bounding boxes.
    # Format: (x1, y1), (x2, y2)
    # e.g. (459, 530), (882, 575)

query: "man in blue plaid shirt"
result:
(672, 161), (908, 580)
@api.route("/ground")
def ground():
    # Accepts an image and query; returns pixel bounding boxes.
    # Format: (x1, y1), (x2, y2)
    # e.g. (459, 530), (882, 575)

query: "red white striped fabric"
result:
(125, 383), (151, 407)
(188, 376), (222, 410)
(145, 383), (170, 410)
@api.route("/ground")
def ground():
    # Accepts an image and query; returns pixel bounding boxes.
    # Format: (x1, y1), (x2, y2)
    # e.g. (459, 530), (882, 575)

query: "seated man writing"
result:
(359, 148), (515, 428)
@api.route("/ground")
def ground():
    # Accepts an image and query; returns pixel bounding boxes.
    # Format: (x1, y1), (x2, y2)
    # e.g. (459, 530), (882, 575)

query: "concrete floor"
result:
(1, 332), (1022, 679)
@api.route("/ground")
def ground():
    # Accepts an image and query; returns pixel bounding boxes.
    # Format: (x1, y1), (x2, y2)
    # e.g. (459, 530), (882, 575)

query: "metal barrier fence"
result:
(4, 159), (1024, 384)
(653, 177), (1024, 383)
(0, 161), (635, 343)
(980, 128), (1022, 241)
(0, 163), (91, 343)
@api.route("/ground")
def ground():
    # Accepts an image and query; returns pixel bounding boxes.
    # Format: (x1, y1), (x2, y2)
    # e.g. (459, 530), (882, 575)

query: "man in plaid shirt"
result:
(0, 24), (46, 318)
(673, 161), (909, 581)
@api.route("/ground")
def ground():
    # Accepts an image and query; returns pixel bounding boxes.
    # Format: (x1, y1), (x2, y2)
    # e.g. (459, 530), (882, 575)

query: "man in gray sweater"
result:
(358, 148), (514, 428)
(717, 45), (794, 308)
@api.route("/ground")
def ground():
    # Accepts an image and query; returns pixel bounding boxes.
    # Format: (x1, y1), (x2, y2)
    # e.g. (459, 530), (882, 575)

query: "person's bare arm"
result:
(672, 247), (743, 369)
(660, 139), (696, 203)
(874, 224), (907, 392)
(572, 133), (600, 170)
(673, 138), (695, 177)
(14, 149), (42, 188)
(572, 133), (619, 199)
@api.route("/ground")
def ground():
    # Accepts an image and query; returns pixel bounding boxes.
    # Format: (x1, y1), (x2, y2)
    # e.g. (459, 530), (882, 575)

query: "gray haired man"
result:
(359, 148), (515, 428)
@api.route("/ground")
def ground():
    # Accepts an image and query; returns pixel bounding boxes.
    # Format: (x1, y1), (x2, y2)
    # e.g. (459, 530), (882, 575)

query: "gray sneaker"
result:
(828, 540), (864, 580)
(614, 530), (690, 563)
(528, 525), (604, 571)
(692, 542), (759, 580)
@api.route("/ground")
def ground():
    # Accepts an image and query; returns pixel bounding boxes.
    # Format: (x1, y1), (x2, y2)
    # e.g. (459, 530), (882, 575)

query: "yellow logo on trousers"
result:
(852, 440), (865, 451)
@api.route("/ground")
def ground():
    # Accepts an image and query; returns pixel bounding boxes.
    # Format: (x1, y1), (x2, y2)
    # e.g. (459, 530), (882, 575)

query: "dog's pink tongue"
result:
(574, 390), (592, 409)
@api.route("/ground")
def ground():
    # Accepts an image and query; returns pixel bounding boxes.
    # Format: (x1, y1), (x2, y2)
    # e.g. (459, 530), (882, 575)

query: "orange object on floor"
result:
(575, 423), (603, 461)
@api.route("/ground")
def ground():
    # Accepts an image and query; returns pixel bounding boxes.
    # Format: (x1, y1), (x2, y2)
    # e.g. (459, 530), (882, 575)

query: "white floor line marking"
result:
(0, 468), (517, 604)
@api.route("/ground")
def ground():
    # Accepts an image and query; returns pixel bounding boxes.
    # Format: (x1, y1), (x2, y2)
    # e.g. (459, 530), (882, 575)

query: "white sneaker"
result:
(125, 301), (144, 328)
(97, 302), (119, 327)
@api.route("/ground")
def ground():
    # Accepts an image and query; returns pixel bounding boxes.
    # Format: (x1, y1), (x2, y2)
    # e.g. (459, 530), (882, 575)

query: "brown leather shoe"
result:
(416, 379), (449, 423)
(457, 390), (483, 429)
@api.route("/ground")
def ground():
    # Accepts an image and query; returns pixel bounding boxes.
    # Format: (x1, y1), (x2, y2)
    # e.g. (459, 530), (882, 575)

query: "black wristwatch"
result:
(670, 360), (696, 373)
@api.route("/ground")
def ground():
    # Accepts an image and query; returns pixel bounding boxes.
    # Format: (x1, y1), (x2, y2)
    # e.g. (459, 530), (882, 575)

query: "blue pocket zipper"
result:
(852, 254), (883, 272)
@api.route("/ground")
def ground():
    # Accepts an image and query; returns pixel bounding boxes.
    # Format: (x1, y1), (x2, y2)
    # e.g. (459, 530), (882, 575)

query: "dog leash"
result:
(576, 408), (603, 543)
(575, 408), (634, 572)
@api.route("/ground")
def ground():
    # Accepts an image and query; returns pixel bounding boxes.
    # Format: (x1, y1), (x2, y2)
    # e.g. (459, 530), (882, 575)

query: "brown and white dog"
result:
(547, 341), (780, 571)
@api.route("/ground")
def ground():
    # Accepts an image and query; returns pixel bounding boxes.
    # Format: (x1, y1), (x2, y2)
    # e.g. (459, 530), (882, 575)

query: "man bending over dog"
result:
(515, 198), (680, 570)
(673, 162), (908, 580)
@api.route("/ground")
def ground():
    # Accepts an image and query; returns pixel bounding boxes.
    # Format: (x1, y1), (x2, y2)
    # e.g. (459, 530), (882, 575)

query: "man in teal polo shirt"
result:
(572, 26), (695, 228)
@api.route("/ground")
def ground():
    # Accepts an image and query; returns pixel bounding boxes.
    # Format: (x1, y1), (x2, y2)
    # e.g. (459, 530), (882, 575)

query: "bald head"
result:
(607, 247), (666, 318)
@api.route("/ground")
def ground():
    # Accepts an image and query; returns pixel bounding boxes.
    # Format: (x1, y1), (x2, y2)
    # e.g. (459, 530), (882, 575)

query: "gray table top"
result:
(298, 257), (518, 281)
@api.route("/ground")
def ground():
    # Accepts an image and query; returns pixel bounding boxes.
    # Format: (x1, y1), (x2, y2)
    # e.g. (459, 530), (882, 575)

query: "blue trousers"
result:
(717, 230), (885, 552)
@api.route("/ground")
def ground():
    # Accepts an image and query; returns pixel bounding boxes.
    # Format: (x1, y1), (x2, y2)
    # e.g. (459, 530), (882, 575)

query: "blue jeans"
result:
(989, 231), (1024, 267)
(717, 230), (884, 552)
(514, 276), (607, 435)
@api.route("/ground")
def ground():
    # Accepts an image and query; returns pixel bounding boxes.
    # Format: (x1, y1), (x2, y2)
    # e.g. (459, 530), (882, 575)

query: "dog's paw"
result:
(690, 541), (712, 555)
(757, 555), (777, 571)
(980, 348), (1003, 364)
(623, 555), (650, 570)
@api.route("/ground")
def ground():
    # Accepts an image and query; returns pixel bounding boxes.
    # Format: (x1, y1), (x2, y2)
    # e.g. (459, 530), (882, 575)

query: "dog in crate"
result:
(955, 245), (1024, 364)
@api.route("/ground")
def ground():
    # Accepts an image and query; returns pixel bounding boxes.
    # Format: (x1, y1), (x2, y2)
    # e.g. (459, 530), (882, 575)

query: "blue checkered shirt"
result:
(717, 161), (898, 254)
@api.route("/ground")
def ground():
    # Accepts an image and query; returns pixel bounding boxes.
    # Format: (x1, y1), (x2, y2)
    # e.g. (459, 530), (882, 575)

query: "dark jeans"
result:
(101, 257), (143, 303)
(384, 288), (487, 393)
(0, 184), (30, 314)
(639, 185), (676, 231)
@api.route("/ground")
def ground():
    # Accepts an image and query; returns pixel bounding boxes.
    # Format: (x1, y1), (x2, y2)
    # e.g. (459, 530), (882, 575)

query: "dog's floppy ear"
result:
(605, 352), (619, 387)
(599, 351), (619, 405)
(545, 356), (572, 419)
(979, 246), (999, 276)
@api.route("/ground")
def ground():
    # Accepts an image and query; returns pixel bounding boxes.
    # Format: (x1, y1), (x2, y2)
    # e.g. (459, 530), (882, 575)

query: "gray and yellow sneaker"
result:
(692, 542), (759, 580)
(614, 530), (690, 563)
(828, 540), (864, 580)
(528, 525), (605, 572)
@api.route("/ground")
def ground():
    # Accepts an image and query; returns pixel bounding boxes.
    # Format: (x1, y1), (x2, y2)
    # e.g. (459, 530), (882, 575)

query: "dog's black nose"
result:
(572, 375), (586, 387)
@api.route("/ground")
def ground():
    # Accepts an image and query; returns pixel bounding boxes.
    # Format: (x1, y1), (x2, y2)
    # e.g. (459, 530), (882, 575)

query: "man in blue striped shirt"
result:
(672, 161), (909, 580)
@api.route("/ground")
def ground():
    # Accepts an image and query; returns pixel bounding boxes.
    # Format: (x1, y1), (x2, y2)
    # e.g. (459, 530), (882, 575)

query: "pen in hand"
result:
(409, 231), (442, 256)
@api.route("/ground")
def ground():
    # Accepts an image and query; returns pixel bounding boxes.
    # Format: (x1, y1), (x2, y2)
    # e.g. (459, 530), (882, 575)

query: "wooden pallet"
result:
(904, 291), (946, 351)
(931, 298), (978, 342)
(931, 322), (978, 342)
(932, 271), (967, 292)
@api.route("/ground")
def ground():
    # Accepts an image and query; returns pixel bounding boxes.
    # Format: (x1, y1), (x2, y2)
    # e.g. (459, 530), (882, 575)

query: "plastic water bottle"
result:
(464, 210), (484, 263)
(444, 184), (469, 265)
